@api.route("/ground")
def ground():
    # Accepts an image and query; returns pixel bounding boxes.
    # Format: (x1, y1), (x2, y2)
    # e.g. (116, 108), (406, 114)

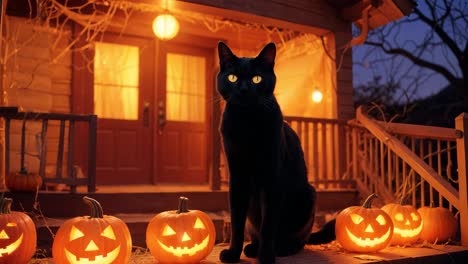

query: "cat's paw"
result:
(243, 243), (259, 258)
(219, 249), (241, 263)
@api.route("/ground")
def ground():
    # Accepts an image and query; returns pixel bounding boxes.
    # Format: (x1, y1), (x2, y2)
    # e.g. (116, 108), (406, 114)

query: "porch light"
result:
(311, 89), (323, 103)
(152, 12), (179, 40)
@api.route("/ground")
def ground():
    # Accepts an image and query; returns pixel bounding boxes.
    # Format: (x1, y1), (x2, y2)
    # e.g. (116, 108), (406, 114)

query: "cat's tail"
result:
(307, 219), (336, 245)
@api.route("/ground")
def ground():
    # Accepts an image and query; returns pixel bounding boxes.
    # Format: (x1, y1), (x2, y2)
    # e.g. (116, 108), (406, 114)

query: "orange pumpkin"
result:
(52, 196), (132, 264)
(382, 201), (423, 245)
(146, 196), (216, 264)
(6, 119), (42, 192)
(0, 196), (37, 264)
(6, 170), (42, 192)
(417, 205), (458, 243)
(336, 193), (393, 253)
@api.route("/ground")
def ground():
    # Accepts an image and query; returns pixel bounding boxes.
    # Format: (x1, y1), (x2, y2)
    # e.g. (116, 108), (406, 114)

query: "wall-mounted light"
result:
(311, 89), (323, 103)
(152, 12), (179, 40)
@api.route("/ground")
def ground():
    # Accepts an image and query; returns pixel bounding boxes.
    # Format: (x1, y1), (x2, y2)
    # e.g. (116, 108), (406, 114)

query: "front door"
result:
(156, 43), (213, 183)
(93, 34), (154, 185)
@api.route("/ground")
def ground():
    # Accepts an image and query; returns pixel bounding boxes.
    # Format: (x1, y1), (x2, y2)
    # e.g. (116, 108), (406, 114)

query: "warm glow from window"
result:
(166, 53), (206, 122)
(94, 42), (139, 120)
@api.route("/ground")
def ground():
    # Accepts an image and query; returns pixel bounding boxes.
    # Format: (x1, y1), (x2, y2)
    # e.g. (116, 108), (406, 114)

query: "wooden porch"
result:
(1, 106), (468, 262)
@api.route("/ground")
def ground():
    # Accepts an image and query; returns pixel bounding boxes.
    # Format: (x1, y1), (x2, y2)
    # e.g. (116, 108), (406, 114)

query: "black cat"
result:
(217, 42), (335, 264)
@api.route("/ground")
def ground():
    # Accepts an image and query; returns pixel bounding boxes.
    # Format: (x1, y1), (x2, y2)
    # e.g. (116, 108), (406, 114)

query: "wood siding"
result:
(3, 16), (73, 180)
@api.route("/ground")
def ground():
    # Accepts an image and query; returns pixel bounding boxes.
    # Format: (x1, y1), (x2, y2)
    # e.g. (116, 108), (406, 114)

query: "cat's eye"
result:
(228, 74), (238, 83)
(252, 75), (262, 84)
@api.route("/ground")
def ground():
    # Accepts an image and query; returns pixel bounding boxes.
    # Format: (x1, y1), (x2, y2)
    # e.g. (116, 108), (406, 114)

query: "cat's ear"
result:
(218, 42), (237, 69)
(256, 42), (276, 67)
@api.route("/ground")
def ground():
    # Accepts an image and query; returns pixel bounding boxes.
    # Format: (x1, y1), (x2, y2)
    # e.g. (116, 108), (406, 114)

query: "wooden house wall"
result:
(2, 0), (356, 185)
(4, 16), (72, 179)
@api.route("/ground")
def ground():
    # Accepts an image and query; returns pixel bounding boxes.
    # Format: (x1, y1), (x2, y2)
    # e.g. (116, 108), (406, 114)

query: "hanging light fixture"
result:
(152, 0), (179, 40)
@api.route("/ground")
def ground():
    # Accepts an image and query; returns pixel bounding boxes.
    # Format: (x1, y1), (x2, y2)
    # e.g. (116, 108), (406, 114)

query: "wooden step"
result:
(7, 189), (359, 218)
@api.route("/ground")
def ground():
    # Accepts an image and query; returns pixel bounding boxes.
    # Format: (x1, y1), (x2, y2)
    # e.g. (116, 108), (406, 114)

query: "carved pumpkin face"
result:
(336, 194), (393, 253)
(0, 198), (36, 264)
(53, 197), (132, 264)
(382, 203), (423, 245)
(146, 197), (215, 263)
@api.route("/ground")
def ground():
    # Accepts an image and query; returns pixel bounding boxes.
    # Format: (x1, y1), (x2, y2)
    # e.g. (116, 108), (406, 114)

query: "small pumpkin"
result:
(6, 169), (43, 192)
(381, 199), (423, 245)
(52, 196), (132, 264)
(417, 204), (458, 243)
(6, 119), (42, 192)
(336, 193), (393, 253)
(146, 196), (216, 264)
(0, 195), (37, 264)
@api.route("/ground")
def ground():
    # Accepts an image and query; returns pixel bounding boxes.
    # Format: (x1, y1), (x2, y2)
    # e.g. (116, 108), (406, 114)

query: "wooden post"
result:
(352, 126), (359, 181)
(455, 113), (468, 246)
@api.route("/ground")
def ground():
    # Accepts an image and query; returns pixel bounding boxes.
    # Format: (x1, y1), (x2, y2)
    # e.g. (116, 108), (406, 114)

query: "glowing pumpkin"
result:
(0, 196), (36, 264)
(146, 196), (216, 264)
(417, 205), (458, 243)
(336, 193), (393, 253)
(382, 201), (423, 245)
(52, 196), (132, 264)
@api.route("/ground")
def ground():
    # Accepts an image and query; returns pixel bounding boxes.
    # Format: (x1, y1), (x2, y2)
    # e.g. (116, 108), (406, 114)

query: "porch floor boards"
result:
(30, 243), (468, 263)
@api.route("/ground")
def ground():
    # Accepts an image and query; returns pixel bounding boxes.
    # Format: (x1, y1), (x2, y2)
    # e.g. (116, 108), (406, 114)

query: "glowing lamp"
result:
(311, 90), (323, 103)
(152, 13), (179, 40)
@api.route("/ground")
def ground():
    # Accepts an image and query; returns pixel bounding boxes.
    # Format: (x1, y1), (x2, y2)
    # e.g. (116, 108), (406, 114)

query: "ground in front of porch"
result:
(29, 242), (468, 263)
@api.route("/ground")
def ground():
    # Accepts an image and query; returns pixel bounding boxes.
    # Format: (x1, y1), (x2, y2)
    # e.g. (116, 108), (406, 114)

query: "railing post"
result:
(352, 126), (359, 181)
(455, 112), (468, 246)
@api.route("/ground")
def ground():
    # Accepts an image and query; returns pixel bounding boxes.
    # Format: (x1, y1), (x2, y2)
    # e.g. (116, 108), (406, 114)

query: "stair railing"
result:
(352, 106), (468, 245)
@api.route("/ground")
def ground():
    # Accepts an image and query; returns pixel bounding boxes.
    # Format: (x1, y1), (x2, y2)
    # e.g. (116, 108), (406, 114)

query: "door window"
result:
(94, 42), (139, 120)
(166, 53), (206, 122)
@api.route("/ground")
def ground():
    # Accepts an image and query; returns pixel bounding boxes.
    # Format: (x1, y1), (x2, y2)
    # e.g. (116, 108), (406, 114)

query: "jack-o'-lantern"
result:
(336, 193), (393, 253)
(146, 196), (216, 264)
(0, 196), (36, 264)
(52, 196), (132, 264)
(382, 200), (423, 245)
(417, 204), (458, 243)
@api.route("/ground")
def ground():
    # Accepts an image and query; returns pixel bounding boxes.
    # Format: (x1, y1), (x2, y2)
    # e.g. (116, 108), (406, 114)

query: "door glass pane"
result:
(166, 53), (206, 122)
(94, 42), (139, 120)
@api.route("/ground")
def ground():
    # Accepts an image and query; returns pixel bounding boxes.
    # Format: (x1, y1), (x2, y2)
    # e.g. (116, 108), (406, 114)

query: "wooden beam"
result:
(340, 0), (383, 22)
(455, 113), (468, 246)
(375, 120), (463, 141)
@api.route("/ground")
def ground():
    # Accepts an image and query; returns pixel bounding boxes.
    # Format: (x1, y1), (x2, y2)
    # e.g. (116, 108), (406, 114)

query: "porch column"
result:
(455, 112), (468, 246)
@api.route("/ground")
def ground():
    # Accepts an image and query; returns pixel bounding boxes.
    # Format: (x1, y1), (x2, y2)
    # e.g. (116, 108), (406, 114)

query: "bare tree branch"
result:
(413, 6), (462, 58)
(364, 40), (459, 84)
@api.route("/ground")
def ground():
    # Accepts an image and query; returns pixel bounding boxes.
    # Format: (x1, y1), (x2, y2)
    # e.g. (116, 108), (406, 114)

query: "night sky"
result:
(352, 0), (464, 101)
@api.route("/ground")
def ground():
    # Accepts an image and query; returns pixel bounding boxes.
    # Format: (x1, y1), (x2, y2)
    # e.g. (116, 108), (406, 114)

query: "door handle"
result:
(158, 100), (166, 135)
(143, 102), (150, 127)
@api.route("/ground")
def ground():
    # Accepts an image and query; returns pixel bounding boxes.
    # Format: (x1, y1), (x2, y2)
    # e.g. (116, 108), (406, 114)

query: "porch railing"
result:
(1, 107), (97, 193)
(285, 116), (354, 189)
(352, 106), (468, 245)
(219, 116), (354, 190)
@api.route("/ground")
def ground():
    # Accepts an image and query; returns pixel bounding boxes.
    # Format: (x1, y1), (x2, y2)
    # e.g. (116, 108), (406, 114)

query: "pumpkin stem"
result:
(0, 198), (12, 214)
(362, 193), (378, 208)
(177, 196), (190, 213)
(399, 196), (407, 205)
(83, 196), (104, 218)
